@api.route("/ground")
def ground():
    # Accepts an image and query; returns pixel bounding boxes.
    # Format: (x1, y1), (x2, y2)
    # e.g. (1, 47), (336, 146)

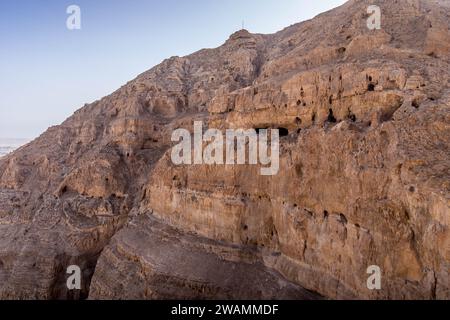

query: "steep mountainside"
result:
(0, 0), (449, 299)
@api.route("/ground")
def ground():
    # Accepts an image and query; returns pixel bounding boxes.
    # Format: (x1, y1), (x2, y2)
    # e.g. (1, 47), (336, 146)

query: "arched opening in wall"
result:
(368, 83), (375, 91)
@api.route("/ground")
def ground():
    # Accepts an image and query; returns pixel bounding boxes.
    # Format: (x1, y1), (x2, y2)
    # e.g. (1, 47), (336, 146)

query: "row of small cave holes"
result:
(264, 75), (380, 134)
(284, 74), (435, 133)
(258, 73), (376, 105)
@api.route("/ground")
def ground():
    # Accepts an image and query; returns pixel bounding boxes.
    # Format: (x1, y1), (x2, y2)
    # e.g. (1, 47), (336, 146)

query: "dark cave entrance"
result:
(278, 128), (289, 137)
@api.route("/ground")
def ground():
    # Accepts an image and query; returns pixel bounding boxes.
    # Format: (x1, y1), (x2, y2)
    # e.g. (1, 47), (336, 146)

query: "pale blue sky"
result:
(0, 0), (346, 139)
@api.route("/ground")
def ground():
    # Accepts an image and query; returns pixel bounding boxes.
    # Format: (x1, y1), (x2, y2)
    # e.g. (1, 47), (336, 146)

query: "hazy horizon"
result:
(0, 0), (346, 140)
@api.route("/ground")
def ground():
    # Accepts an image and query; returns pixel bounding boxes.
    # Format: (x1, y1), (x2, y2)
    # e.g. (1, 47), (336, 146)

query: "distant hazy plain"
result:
(0, 138), (29, 157)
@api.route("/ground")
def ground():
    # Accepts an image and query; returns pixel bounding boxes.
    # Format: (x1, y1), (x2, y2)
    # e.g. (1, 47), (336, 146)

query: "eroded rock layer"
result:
(0, 0), (449, 299)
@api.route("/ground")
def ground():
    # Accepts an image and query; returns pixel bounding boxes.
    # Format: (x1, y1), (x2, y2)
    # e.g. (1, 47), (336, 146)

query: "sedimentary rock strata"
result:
(0, 0), (449, 299)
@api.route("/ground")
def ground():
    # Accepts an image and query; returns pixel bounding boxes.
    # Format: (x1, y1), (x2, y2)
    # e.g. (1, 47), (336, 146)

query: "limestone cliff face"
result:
(0, 0), (449, 300)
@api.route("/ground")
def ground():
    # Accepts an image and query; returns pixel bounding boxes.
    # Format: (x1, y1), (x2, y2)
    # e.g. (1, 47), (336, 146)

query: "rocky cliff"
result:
(0, 0), (449, 300)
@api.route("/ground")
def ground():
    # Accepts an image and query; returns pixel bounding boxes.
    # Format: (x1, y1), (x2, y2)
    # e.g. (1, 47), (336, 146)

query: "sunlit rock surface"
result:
(0, 0), (449, 300)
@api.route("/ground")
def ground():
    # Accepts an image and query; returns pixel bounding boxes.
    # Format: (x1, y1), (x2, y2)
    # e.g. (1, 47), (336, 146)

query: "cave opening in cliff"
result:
(412, 99), (421, 109)
(278, 128), (289, 137)
(348, 110), (357, 122)
(339, 214), (348, 225)
(368, 83), (375, 91)
(327, 109), (337, 123)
